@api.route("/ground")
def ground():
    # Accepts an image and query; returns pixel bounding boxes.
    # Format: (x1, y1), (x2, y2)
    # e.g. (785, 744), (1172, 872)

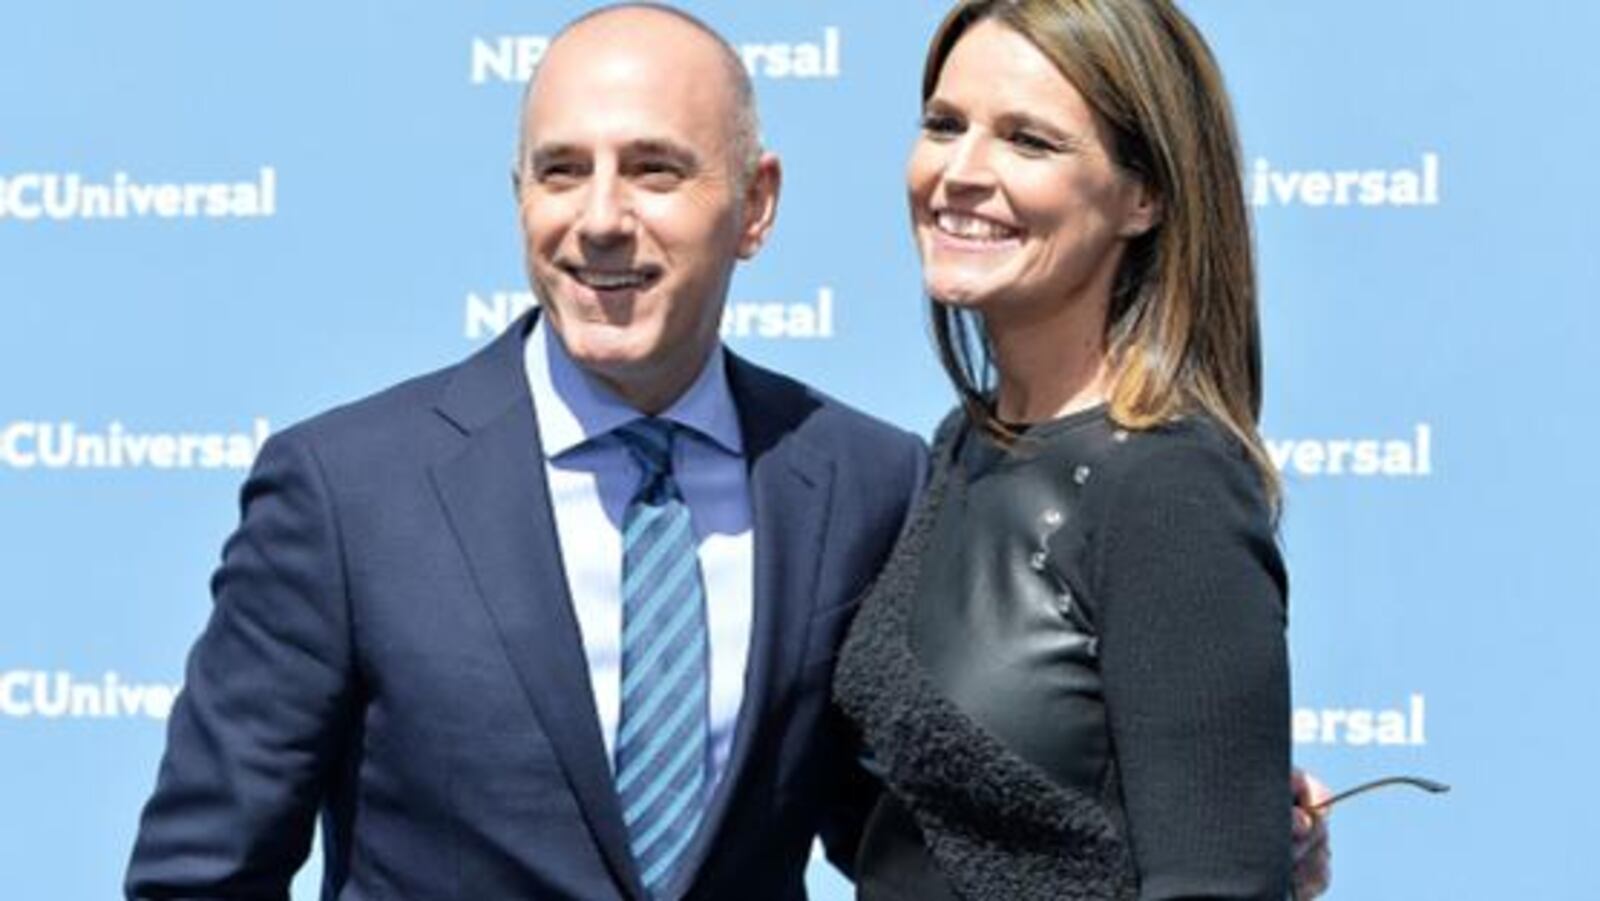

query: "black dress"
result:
(833, 407), (1291, 900)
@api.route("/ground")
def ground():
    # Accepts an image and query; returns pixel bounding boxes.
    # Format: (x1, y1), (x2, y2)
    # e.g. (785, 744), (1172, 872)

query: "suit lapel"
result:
(672, 354), (835, 892)
(428, 314), (644, 900)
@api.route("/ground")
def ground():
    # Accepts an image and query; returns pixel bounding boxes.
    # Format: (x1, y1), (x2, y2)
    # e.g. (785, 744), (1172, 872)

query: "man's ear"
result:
(736, 152), (782, 259)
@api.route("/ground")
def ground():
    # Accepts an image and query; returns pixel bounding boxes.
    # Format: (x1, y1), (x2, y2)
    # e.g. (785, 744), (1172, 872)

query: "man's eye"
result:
(634, 161), (687, 187)
(536, 163), (585, 184)
(920, 114), (963, 138)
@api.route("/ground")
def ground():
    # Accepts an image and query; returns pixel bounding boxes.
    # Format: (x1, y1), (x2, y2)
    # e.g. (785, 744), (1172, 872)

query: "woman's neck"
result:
(986, 297), (1110, 424)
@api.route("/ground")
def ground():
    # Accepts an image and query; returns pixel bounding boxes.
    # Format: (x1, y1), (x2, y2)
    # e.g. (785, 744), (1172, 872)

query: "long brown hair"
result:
(924, 0), (1279, 507)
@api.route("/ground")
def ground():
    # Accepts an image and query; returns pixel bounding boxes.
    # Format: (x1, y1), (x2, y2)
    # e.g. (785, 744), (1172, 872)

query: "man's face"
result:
(517, 15), (777, 411)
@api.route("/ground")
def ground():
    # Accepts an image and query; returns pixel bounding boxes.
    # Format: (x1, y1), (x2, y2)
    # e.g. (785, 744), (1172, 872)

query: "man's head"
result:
(514, 3), (780, 413)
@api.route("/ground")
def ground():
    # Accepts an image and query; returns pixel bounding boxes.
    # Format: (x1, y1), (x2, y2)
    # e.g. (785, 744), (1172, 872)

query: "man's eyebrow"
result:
(528, 142), (584, 167)
(527, 139), (702, 168)
(622, 139), (701, 168)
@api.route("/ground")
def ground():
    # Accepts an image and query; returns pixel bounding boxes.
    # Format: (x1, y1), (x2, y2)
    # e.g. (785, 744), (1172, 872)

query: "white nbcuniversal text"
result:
(0, 671), (1430, 741)
(1294, 694), (1428, 747)
(0, 167), (276, 222)
(0, 670), (181, 720)
(1266, 423), (1432, 478)
(0, 418), (271, 471)
(463, 288), (837, 341)
(470, 26), (841, 83)
(1250, 153), (1440, 208)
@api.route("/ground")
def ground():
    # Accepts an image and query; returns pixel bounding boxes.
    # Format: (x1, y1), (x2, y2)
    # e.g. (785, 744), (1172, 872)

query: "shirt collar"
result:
(524, 312), (744, 459)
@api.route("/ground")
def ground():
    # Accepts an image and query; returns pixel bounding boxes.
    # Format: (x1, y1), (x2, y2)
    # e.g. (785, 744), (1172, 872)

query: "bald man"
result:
(126, 5), (924, 899)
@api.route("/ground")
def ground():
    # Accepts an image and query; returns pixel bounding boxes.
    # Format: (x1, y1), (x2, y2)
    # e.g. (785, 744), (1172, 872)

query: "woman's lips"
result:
(928, 209), (1023, 251)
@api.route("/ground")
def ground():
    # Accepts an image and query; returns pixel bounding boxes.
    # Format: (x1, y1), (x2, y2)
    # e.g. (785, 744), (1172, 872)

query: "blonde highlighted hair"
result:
(925, 0), (1279, 507)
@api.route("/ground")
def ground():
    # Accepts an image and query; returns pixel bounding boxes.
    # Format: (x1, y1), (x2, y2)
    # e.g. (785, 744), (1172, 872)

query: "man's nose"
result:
(577, 171), (635, 244)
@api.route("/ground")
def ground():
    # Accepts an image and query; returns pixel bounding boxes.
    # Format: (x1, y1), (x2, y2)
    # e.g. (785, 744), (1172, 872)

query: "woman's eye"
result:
(1009, 131), (1059, 154)
(920, 114), (963, 137)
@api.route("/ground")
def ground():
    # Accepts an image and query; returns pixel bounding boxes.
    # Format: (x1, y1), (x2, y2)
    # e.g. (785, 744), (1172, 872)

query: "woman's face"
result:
(907, 20), (1155, 322)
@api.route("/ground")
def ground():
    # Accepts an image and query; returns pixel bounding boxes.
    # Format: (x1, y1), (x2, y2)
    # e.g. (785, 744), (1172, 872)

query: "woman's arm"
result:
(1093, 436), (1291, 900)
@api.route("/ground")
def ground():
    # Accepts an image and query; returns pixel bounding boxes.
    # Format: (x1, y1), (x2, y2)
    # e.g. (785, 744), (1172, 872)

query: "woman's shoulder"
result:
(1092, 413), (1269, 512)
(1073, 413), (1280, 588)
(1078, 412), (1285, 606)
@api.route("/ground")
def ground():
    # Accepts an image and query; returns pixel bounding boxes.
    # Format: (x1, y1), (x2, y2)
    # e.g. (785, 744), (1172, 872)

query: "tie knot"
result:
(614, 418), (678, 482)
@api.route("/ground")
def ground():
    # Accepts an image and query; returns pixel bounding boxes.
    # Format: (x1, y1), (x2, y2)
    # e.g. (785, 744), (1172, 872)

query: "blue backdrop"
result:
(4, 2), (1597, 898)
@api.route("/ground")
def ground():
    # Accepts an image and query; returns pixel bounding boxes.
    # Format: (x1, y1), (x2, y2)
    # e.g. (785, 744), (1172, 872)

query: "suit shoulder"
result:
(809, 389), (925, 458)
(271, 363), (456, 452)
(264, 325), (524, 476)
(730, 355), (925, 456)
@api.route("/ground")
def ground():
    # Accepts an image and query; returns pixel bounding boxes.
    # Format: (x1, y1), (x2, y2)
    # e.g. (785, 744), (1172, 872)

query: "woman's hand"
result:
(1291, 768), (1332, 899)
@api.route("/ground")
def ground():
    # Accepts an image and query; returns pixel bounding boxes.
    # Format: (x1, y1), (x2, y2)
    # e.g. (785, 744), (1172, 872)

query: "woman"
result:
(834, 1), (1297, 897)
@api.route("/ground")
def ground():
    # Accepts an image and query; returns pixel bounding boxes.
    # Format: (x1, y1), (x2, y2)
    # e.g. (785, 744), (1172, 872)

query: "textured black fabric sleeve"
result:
(1091, 435), (1291, 900)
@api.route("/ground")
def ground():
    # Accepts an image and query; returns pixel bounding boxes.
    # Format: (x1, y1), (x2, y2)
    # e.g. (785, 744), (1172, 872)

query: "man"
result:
(128, 6), (920, 899)
(127, 5), (1329, 899)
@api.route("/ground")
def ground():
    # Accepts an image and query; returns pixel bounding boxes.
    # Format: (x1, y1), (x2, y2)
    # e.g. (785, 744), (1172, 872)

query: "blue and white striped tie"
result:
(612, 418), (709, 898)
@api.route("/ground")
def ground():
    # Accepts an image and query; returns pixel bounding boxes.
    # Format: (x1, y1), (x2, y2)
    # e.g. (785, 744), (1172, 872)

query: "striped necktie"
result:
(612, 418), (709, 898)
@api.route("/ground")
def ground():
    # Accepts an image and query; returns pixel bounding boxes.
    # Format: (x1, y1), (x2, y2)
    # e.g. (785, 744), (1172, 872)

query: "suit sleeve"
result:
(1093, 440), (1291, 900)
(126, 429), (357, 900)
(818, 431), (931, 879)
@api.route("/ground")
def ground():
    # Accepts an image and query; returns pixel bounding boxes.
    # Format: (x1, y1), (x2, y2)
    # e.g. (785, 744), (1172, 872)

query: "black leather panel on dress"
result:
(834, 409), (1139, 900)
(909, 409), (1118, 796)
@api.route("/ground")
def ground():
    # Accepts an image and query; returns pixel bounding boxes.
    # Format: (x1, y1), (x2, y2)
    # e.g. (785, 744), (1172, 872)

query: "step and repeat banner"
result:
(4, 2), (1597, 898)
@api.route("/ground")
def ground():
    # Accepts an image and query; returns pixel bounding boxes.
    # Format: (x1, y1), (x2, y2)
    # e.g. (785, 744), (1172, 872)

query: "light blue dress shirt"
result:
(523, 318), (754, 788)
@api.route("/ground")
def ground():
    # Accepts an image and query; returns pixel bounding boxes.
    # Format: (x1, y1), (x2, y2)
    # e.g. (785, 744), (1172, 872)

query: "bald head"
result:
(516, 3), (761, 187)
(507, 2), (783, 414)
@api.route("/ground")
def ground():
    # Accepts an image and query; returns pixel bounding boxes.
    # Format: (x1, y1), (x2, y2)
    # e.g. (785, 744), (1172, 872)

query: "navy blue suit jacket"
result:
(126, 313), (925, 900)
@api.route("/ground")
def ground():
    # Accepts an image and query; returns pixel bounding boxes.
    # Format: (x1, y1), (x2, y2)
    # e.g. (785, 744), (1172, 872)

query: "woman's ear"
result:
(1119, 178), (1161, 238)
